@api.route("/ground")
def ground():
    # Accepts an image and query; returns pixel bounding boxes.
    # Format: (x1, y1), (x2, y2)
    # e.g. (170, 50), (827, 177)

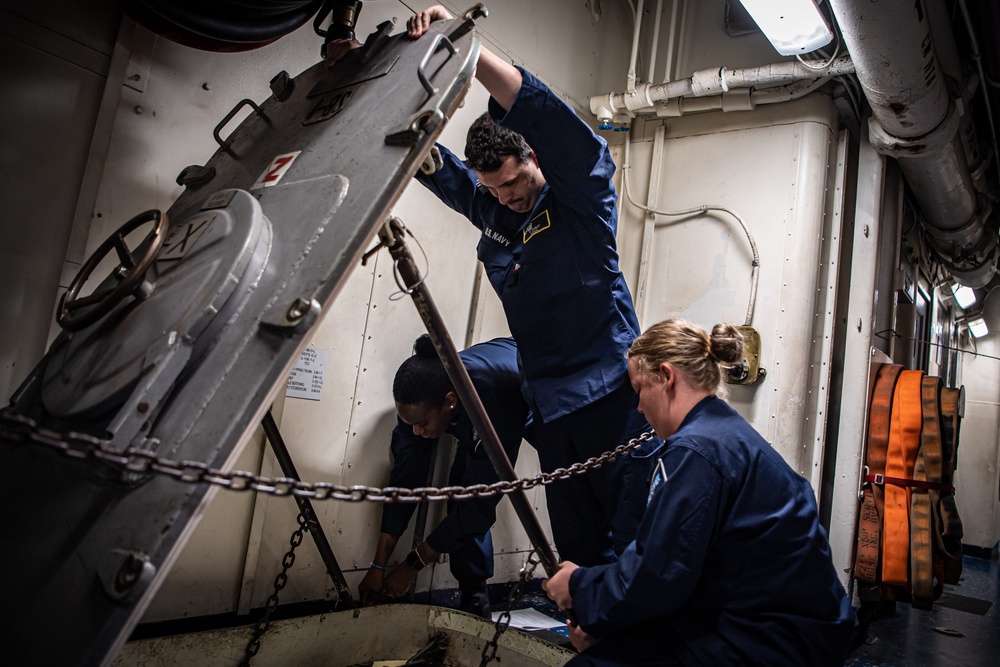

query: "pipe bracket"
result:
(867, 100), (961, 158)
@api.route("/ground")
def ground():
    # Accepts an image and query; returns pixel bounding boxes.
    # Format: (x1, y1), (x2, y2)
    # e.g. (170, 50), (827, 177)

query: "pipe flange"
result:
(691, 67), (727, 97)
(923, 197), (992, 248)
(623, 82), (656, 111)
(867, 99), (961, 158)
(944, 244), (998, 289)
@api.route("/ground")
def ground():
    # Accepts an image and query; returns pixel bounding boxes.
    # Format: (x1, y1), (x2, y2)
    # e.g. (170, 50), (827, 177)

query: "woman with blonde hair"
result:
(543, 319), (856, 666)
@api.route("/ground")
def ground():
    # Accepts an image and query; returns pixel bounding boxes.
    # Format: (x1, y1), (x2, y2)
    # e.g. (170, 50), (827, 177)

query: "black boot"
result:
(458, 580), (491, 619)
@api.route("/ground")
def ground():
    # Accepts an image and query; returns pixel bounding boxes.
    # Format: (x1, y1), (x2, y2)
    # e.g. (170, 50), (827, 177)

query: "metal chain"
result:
(239, 511), (309, 667)
(479, 551), (541, 667)
(0, 409), (656, 503)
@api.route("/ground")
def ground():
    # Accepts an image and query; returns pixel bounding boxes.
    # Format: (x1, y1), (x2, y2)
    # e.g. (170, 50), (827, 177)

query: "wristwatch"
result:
(405, 549), (426, 571)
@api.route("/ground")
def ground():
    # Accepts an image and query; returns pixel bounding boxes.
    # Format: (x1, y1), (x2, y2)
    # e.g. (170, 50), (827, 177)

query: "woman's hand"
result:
(568, 622), (597, 653)
(406, 5), (454, 39)
(540, 561), (579, 611)
(383, 561), (419, 598)
(358, 567), (385, 606)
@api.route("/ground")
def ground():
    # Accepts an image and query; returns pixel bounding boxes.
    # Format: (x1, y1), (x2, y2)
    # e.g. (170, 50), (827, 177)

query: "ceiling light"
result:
(968, 317), (989, 338)
(950, 283), (977, 309)
(737, 0), (834, 56)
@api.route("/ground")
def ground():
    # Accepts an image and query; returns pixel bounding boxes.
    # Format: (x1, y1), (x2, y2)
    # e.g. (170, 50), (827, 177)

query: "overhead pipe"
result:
(647, 0), (665, 85)
(590, 56), (855, 123)
(828, 0), (998, 287)
(626, 0), (645, 98)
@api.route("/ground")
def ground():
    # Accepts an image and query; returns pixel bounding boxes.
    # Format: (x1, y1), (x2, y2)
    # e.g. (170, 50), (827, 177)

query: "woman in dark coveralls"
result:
(543, 319), (856, 666)
(358, 335), (529, 618)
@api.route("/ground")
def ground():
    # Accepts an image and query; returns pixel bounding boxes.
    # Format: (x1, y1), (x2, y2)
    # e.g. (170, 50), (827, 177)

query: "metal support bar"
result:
(260, 410), (356, 608)
(378, 218), (561, 578)
(411, 439), (440, 549)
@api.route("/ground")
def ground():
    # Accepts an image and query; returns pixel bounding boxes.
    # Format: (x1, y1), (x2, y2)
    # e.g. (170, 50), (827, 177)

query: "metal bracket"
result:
(99, 550), (156, 603)
(723, 325), (765, 385)
(259, 297), (322, 337)
(176, 164), (216, 187)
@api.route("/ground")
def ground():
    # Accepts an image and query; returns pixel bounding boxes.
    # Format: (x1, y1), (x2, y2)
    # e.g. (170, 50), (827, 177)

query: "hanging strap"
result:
(910, 376), (943, 606)
(937, 386), (964, 584)
(863, 473), (953, 492)
(854, 363), (903, 585)
(881, 370), (924, 587)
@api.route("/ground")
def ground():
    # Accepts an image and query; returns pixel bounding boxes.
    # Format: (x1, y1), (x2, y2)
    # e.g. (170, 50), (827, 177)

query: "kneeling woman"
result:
(359, 335), (529, 618)
(543, 319), (856, 666)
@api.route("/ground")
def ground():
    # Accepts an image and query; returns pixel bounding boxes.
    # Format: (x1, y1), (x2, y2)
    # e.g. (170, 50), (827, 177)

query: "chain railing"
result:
(238, 512), (309, 666)
(478, 552), (541, 667)
(0, 409), (655, 502)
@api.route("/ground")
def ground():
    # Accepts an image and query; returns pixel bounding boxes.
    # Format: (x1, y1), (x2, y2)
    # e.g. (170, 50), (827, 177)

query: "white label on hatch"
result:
(251, 150), (301, 189)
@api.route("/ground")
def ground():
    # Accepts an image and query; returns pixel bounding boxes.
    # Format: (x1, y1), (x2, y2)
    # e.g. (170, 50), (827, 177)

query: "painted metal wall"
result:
(0, 0), (119, 400)
(618, 97), (845, 485)
(953, 311), (1000, 550)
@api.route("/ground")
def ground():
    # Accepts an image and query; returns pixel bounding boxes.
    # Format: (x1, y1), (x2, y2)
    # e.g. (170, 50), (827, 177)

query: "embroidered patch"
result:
(523, 210), (551, 243)
(648, 458), (668, 505)
(483, 226), (512, 247)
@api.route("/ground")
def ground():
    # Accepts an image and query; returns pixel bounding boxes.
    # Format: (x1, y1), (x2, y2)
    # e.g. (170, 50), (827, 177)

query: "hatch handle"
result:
(416, 33), (458, 101)
(213, 98), (272, 158)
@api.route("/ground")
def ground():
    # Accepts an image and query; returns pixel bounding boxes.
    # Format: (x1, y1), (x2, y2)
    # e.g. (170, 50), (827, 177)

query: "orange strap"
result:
(937, 387), (964, 585)
(910, 376), (942, 605)
(854, 364), (903, 584)
(881, 370), (924, 586)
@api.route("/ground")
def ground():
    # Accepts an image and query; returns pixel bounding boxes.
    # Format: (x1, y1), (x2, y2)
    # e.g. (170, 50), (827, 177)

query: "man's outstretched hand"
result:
(406, 4), (454, 39)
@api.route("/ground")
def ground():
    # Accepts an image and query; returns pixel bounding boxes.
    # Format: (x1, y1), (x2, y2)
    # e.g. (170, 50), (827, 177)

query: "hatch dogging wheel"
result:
(57, 209), (168, 331)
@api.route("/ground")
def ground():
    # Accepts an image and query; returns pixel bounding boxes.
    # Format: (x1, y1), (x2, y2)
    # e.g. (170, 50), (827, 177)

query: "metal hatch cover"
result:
(0, 17), (479, 667)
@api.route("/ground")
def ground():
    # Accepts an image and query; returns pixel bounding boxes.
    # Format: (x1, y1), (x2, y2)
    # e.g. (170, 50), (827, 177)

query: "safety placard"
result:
(286, 346), (327, 401)
(251, 150), (301, 189)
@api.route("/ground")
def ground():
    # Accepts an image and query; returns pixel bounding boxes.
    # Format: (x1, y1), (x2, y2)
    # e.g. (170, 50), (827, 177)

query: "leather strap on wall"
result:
(855, 363), (904, 584)
(882, 370), (924, 586)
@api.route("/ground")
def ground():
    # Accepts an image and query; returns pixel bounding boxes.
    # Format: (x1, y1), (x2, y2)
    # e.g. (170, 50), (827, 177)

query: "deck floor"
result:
(447, 554), (1000, 665)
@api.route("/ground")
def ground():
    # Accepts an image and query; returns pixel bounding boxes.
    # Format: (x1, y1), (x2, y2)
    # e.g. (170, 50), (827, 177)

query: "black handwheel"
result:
(57, 209), (168, 331)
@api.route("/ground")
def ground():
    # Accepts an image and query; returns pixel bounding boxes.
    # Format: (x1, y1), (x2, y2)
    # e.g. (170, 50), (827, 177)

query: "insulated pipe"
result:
(648, 0), (665, 85)
(828, 0), (997, 287)
(589, 57), (855, 121)
(626, 0), (645, 96)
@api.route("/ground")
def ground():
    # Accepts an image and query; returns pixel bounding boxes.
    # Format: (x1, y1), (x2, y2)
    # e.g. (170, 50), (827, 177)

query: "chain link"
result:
(0, 409), (655, 503)
(239, 512), (309, 667)
(479, 551), (541, 667)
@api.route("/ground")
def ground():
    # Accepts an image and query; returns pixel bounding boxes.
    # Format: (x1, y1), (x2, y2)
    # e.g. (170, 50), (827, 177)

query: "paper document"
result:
(491, 607), (565, 631)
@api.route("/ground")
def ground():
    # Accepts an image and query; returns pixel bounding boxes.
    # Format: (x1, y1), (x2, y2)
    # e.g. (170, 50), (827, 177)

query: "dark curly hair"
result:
(392, 334), (452, 407)
(465, 112), (533, 173)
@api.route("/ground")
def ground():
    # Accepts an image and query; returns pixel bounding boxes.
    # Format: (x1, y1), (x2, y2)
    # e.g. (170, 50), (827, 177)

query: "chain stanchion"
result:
(478, 552), (541, 667)
(239, 512), (309, 667)
(0, 409), (654, 503)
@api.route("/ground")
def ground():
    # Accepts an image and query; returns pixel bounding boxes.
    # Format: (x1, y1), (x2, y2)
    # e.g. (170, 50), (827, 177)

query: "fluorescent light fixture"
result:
(967, 316), (989, 338)
(737, 0), (834, 56)
(950, 283), (977, 309)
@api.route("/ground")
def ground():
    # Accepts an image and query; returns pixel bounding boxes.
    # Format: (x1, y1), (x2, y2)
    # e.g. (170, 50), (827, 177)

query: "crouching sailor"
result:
(542, 319), (856, 666)
(360, 335), (530, 619)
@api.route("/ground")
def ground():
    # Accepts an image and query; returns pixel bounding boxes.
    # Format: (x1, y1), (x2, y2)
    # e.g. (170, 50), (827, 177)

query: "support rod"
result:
(261, 409), (356, 608)
(378, 218), (561, 578)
